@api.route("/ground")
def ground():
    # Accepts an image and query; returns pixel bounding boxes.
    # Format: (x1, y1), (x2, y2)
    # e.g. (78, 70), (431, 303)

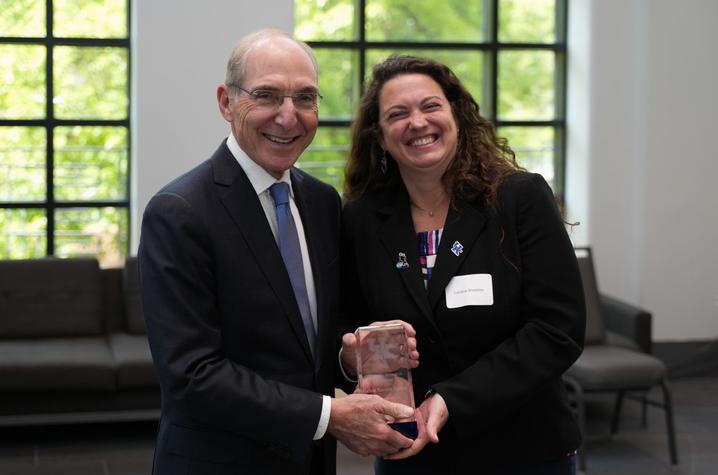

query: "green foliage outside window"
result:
(53, 0), (127, 38)
(498, 50), (555, 121)
(314, 48), (359, 119)
(0, 0), (45, 37)
(54, 126), (128, 201)
(365, 0), (485, 42)
(0, 208), (46, 259)
(0, 0), (129, 266)
(53, 46), (129, 120)
(55, 206), (128, 266)
(0, 127), (46, 201)
(0, 45), (46, 119)
(296, 0), (565, 193)
(499, 0), (556, 43)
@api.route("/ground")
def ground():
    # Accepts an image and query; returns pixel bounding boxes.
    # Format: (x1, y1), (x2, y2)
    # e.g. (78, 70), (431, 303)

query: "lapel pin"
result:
(395, 252), (410, 270)
(451, 241), (464, 256)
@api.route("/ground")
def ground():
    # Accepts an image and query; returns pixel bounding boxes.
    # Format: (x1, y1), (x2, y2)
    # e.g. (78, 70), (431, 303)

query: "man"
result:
(138, 29), (414, 475)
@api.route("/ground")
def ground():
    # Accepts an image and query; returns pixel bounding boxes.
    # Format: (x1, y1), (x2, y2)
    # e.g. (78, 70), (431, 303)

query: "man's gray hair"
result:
(225, 28), (318, 90)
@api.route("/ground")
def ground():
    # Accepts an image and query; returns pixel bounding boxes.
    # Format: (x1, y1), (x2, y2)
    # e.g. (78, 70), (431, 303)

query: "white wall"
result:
(132, 0), (718, 341)
(131, 0), (294, 248)
(567, 0), (718, 341)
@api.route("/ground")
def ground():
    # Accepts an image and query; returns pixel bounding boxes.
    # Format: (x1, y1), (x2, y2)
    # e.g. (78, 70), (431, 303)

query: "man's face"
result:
(219, 38), (319, 179)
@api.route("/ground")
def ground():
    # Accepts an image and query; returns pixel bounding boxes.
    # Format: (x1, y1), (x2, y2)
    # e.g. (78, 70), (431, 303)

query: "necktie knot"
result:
(270, 182), (290, 207)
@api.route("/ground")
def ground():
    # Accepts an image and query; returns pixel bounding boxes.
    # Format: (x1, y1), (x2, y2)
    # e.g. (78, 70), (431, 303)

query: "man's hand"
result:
(340, 320), (420, 376)
(383, 392), (449, 460)
(328, 394), (415, 457)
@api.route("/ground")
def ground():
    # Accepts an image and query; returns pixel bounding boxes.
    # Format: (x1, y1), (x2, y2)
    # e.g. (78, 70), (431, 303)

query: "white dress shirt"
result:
(226, 134), (330, 440)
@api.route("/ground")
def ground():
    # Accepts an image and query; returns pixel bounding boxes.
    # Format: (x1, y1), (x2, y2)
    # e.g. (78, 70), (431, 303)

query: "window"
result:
(0, 0), (130, 267)
(295, 0), (566, 196)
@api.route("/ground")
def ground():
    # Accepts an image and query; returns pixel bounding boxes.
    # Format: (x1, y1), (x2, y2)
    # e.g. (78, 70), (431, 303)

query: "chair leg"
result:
(565, 378), (587, 472)
(610, 390), (624, 435)
(641, 392), (648, 428)
(661, 380), (679, 466)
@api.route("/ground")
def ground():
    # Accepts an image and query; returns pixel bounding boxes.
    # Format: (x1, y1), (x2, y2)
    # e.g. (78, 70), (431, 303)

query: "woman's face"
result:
(377, 73), (458, 177)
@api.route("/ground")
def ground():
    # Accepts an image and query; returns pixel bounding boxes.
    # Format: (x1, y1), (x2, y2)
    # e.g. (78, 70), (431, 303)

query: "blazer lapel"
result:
(427, 199), (487, 311)
(376, 186), (437, 329)
(211, 145), (314, 362)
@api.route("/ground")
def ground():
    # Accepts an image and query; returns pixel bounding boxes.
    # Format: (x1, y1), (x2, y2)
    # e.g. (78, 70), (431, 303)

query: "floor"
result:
(0, 377), (715, 475)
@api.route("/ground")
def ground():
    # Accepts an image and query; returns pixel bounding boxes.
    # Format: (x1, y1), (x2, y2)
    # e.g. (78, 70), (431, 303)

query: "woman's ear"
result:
(375, 127), (386, 150)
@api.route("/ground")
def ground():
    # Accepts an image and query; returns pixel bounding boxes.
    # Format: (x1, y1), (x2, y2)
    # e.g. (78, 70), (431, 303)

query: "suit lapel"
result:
(211, 145), (314, 362)
(427, 199), (487, 311)
(376, 186), (437, 329)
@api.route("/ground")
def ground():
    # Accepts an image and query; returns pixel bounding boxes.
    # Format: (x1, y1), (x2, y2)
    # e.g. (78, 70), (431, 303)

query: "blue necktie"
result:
(269, 182), (316, 355)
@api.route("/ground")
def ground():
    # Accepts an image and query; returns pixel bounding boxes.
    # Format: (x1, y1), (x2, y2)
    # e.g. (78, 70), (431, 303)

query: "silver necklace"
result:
(410, 195), (447, 217)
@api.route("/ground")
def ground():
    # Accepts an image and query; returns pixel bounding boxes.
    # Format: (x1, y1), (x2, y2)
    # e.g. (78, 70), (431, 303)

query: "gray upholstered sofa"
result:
(0, 256), (159, 426)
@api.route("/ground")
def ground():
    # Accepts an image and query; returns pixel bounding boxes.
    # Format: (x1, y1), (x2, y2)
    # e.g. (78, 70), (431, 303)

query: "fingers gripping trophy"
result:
(355, 323), (418, 439)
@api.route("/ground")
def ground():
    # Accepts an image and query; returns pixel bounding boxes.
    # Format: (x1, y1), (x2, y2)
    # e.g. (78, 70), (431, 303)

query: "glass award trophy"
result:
(355, 323), (418, 439)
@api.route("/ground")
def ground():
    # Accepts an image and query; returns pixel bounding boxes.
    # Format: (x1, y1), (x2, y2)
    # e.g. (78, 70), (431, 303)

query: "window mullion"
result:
(45, 0), (55, 255)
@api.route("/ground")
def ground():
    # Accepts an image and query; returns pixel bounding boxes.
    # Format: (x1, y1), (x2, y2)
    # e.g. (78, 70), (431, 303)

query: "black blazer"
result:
(139, 141), (341, 475)
(341, 172), (585, 473)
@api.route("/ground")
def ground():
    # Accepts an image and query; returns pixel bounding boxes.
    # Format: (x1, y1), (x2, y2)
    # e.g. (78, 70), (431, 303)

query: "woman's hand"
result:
(341, 320), (420, 377)
(383, 392), (449, 460)
(418, 392), (448, 444)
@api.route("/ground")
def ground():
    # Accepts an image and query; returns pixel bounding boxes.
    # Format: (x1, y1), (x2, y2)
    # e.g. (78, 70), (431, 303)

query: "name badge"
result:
(445, 274), (494, 308)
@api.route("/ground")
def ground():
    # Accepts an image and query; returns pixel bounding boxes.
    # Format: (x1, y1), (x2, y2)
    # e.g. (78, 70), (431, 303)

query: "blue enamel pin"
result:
(451, 241), (464, 256)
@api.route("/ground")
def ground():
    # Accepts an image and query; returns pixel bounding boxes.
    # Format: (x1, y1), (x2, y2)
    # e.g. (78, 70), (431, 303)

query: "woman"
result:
(339, 55), (585, 474)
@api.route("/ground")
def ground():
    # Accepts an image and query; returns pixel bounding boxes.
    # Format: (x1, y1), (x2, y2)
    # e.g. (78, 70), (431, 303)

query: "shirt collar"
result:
(226, 133), (293, 197)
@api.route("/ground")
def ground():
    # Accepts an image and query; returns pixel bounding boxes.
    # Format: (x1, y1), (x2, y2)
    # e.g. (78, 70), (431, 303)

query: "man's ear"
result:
(217, 84), (233, 122)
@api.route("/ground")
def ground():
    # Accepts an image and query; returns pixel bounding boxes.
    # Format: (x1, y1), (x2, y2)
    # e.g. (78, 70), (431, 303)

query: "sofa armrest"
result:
(600, 294), (652, 354)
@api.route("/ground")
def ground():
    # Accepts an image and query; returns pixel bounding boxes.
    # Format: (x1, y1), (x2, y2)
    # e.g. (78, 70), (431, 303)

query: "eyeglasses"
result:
(232, 85), (323, 112)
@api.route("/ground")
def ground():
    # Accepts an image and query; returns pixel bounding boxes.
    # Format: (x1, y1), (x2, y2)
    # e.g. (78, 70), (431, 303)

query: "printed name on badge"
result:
(445, 274), (494, 308)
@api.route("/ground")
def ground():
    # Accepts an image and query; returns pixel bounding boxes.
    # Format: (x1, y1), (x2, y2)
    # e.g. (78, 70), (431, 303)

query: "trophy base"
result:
(390, 421), (418, 439)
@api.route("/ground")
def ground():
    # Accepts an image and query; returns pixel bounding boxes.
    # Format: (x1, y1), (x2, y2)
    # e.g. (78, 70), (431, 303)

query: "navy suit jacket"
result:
(341, 172), (585, 473)
(139, 141), (341, 475)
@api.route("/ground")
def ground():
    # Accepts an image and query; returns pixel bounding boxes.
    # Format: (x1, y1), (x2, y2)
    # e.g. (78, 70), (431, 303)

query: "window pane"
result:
(366, 49), (484, 107)
(55, 207), (127, 267)
(53, 0), (127, 38)
(0, 127), (46, 201)
(53, 46), (128, 120)
(0, 44), (46, 119)
(299, 126), (350, 191)
(315, 48), (358, 120)
(499, 126), (555, 187)
(0, 0), (45, 37)
(499, 0), (556, 43)
(498, 50), (554, 120)
(54, 126), (128, 201)
(366, 0), (485, 42)
(0, 208), (46, 259)
(296, 0), (357, 41)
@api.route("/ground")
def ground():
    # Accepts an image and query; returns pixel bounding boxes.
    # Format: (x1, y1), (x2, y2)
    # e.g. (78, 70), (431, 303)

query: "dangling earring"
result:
(380, 150), (387, 174)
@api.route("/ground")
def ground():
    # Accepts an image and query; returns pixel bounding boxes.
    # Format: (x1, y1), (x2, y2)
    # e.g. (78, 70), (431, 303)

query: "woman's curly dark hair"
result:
(344, 55), (521, 206)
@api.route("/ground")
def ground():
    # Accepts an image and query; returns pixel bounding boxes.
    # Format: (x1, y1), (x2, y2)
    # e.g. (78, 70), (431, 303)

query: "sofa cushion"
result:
(109, 332), (158, 389)
(0, 337), (116, 391)
(0, 258), (103, 338)
(123, 257), (146, 334)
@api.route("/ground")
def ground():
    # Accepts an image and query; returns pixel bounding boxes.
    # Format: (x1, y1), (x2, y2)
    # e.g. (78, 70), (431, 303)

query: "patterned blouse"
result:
(417, 228), (443, 288)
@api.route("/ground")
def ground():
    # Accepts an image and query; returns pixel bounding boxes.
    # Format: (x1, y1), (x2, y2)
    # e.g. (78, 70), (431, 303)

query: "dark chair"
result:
(565, 247), (678, 472)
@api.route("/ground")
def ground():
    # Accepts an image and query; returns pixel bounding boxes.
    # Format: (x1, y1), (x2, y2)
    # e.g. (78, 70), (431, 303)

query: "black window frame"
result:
(301, 0), (568, 199)
(0, 0), (132, 257)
